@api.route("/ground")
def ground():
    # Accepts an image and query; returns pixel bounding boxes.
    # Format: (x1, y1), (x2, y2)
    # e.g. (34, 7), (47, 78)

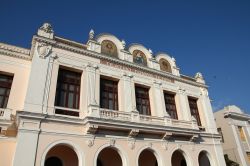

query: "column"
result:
(86, 63), (99, 117)
(122, 73), (134, 112)
(198, 88), (217, 133)
(175, 88), (192, 121)
(151, 81), (166, 117)
(13, 118), (41, 166)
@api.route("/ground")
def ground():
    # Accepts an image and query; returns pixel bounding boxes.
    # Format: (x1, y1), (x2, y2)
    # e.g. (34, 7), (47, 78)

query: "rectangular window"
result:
(100, 77), (118, 110)
(135, 85), (151, 115)
(0, 73), (13, 108)
(238, 126), (246, 142)
(164, 92), (178, 119)
(188, 97), (201, 126)
(217, 128), (224, 143)
(55, 68), (81, 109)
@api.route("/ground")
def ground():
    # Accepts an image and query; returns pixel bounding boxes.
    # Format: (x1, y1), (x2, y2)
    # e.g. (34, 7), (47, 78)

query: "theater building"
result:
(0, 23), (226, 166)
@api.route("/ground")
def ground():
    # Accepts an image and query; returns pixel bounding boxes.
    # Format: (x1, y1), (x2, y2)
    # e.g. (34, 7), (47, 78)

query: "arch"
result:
(128, 44), (153, 65)
(136, 146), (162, 166)
(96, 33), (124, 50)
(41, 140), (84, 166)
(159, 58), (172, 73)
(133, 50), (147, 66)
(171, 149), (192, 166)
(155, 53), (177, 73)
(198, 150), (213, 166)
(94, 144), (128, 166)
(101, 40), (118, 57)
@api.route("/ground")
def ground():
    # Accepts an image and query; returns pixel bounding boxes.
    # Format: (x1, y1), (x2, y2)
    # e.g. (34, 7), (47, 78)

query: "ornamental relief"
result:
(37, 43), (51, 59)
(133, 50), (147, 66)
(159, 58), (172, 73)
(101, 40), (118, 58)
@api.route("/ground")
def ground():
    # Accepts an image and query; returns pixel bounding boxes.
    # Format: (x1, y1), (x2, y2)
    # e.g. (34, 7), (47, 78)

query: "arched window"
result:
(159, 58), (172, 73)
(133, 50), (147, 66)
(101, 40), (118, 57)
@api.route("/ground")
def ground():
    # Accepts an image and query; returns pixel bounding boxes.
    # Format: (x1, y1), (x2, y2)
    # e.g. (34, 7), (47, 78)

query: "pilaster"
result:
(175, 87), (191, 121)
(122, 73), (134, 112)
(86, 63), (100, 117)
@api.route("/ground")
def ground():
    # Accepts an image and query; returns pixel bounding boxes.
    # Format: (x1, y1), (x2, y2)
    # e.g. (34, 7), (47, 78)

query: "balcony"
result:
(83, 108), (201, 140)
(0, 108), (13, 132)
(0, 108), (12, 120)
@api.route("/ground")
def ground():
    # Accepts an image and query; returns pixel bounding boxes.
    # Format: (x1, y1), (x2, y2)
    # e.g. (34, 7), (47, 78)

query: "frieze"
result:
(101, 59), (173, 83)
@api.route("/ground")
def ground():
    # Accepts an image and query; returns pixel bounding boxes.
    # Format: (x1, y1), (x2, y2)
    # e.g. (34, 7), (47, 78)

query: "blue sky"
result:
(1, 0), (250, 113)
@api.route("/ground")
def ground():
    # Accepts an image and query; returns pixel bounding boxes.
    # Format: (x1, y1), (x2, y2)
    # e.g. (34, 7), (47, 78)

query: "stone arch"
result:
(101, 40), (118, 57)
(128, 44), (153, 67)
(137, 146), (162, 166)
(170, 148), (192, 166)
(132, 49), (148, 66)
(159, 58), (172, 73)
(94, 144), (128, 166)
(155, 53), (177, 74)
(41, 140), (84, 166)
(198, 150), (213, 166)
(96, 33), (124, 58)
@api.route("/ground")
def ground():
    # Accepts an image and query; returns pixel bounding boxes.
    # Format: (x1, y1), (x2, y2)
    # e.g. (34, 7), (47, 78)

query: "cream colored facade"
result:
(215, 105), (250, 166)
(0, 23), (226, 166)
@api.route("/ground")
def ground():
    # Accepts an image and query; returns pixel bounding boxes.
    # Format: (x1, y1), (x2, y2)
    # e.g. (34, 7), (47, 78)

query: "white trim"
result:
(40, 139), (84, 166)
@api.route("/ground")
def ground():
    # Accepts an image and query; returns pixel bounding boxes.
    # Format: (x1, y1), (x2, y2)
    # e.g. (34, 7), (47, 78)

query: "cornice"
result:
(224, 111), (250, 121)
(0, 43), (31, 61)
(33, 35), (208, 88)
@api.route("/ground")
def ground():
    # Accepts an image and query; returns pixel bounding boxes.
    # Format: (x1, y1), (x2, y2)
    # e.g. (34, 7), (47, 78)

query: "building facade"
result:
(215, 105), (250, 166)
(0, 23), (226, 166)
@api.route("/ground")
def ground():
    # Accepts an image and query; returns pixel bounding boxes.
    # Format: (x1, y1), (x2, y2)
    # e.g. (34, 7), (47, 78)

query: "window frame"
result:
(163, 91), (178, 119)
(0, 73), (13, 108)
(100, 77), (119, 110)
(55, 68), (81, 109)
(188, 97), (202, 126)
(135, 85), (151, 115)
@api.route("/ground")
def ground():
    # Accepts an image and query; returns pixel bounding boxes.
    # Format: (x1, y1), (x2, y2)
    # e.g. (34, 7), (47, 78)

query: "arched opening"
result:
(45, 144), (78, 166)
(159, 58), (172, 73)
(171, 150), (187, 166)
(138, 149), (158, 166)
(198, 151), (211, 166)
(101, 40), (118, 57)
(133, 50), (147, 66)
(97, 147), (122, 166)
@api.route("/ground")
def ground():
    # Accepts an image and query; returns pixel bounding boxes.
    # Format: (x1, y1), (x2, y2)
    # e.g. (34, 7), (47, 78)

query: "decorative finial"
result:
(37, 23), (54, 39)
(89, 29), (94, 40)
(149, 49), (153, 54)
(195, 72), (203, 80)
(171, 56), (176, 62)
(39, 23), (53, 33)
(195, 72), (205, 84)
(121, 39), (126, 48)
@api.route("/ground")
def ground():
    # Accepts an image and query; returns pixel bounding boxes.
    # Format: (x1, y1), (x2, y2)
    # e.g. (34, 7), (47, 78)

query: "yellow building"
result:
(0, 23), (226, 166)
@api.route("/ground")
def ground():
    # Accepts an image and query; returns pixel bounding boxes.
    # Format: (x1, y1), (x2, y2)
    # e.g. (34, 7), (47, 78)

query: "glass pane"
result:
(68, 93), (74, 108)
(0, 88), (5, 95)
(0, 96), (3, 107)
(69, 84), (75, 91)
(3, 97), (8, 108)
(109, 100), (113, 109)
(6, 89), (10, 96)
(59, 91), (66, 107)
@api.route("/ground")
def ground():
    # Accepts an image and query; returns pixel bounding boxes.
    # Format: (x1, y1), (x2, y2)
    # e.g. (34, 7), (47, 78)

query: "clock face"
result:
(101, 40), (118, 57)
(133, 50), (147, 66)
